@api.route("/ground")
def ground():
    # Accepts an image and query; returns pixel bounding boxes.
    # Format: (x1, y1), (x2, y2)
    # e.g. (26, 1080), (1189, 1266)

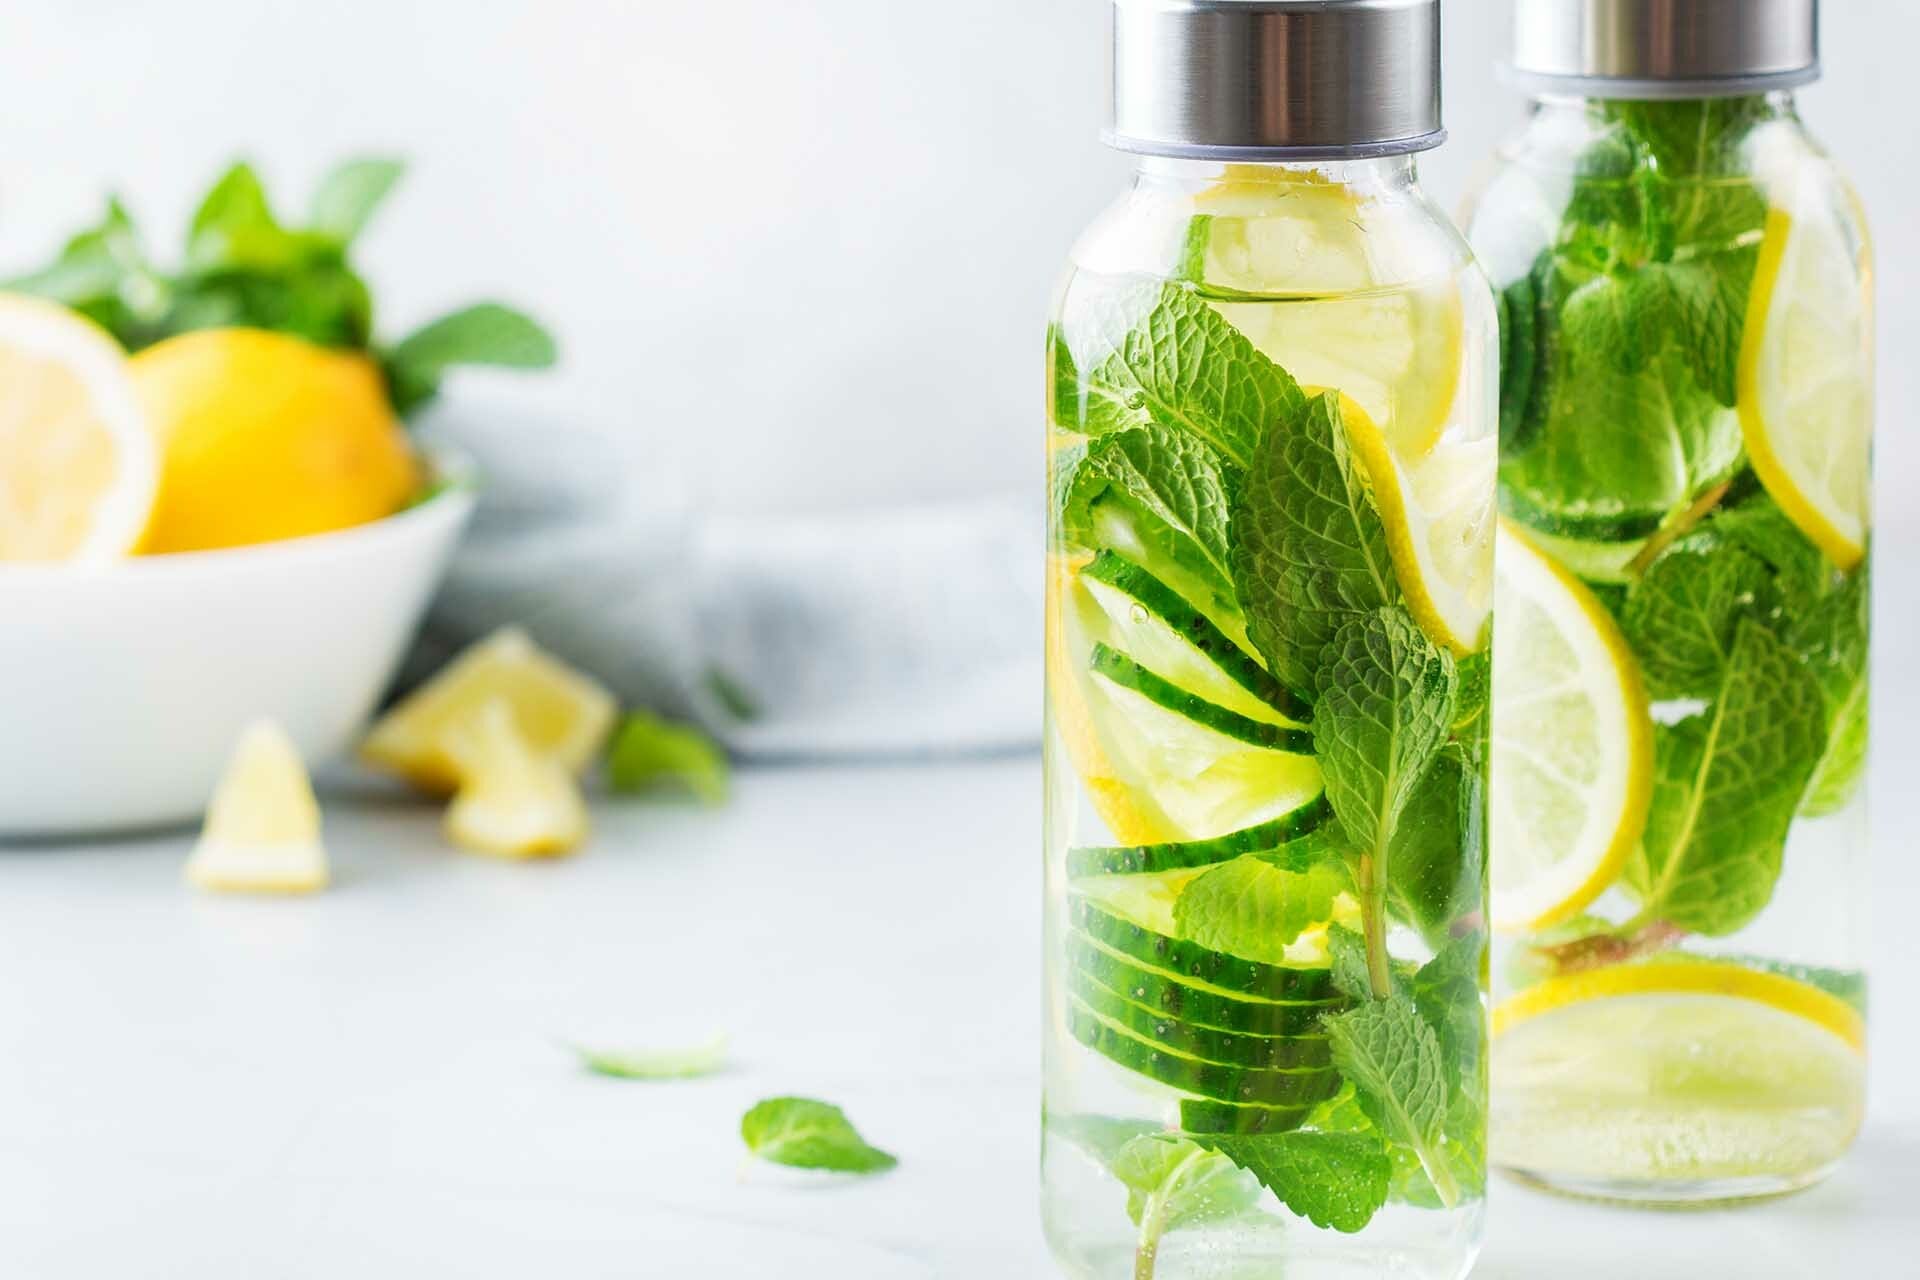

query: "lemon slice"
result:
(361, 628), (617, 793)
(184, 720), (329, 894)
(1490, 520), (1653, 933)
(1047, 553), (1321, 844)
(443, 699), (589, 859)
(0, 293), (156, 563)
(1187, 171), (1466, 456)
(1339, 394), (1493, 654)
(1492, 960), (1866, 1183)
(1737, 204), (1872, 570)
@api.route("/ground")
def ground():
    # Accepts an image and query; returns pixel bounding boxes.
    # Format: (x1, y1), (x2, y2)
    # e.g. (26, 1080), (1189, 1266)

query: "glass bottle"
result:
(1464, 0), (1870, 1203)
(1043, 4), (1495, 1276)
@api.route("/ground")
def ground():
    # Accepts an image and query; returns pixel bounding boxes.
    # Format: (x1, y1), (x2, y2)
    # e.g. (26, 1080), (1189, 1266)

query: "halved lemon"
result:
(361, 628), (617, 794)
(1340, 393), (1493, 655)
(184, 720), (329, 894)
(443, 699), (589, 859)
(0, 293), (155, 563)
(1492, 960), (1866, 1183)
(1737, 203), (1872, 570)
(1490, 520), (1653, 933)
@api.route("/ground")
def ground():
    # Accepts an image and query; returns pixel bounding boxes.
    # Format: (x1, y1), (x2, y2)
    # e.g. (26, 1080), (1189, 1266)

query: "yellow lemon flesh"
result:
(361, 627), (618, 794)
(130, 328), (417, 554)
(443, 699), (589, 859)
(1737, 204), (1873, 570)
(0, 293), (157, 563)
(1493, 960), (1865, 1185)
(1489, 520), (1652, 932)
(185, 720), (330, 894)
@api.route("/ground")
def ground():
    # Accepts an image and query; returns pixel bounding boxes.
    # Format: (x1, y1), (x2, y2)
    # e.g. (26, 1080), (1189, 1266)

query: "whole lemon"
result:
(131, 328), (418, 554)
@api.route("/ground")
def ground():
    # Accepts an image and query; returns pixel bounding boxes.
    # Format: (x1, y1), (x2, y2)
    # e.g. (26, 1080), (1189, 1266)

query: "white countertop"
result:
(1, 758), (1914, 1278)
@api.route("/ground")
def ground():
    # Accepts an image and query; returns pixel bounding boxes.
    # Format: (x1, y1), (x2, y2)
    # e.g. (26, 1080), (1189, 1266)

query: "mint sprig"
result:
(1323, 995), (1459, 1208)
(1172, 857), (1349, 964)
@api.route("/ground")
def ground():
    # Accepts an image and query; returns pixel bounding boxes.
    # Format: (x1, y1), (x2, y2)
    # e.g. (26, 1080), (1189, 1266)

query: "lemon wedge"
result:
(0, 293), (156, 563)
(361, 628), (617, 794)
(1737, 204), (1873, 570)
(443, 699), (589, 859)
(1338, 393), (1493, 655)
(1490, 520), (1653, 933)
(184, 720), (329, 894)
(1493, 960), (1865, 1184)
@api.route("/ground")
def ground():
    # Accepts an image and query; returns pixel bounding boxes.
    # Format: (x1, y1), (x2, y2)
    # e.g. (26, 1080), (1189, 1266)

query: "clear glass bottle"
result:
(1465, 0), (1870, 1203)
(1043, 5), (1495, 1277)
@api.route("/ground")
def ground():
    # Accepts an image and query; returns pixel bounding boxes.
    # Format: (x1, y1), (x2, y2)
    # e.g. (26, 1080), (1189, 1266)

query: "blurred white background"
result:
(1, 0), (1907, 518)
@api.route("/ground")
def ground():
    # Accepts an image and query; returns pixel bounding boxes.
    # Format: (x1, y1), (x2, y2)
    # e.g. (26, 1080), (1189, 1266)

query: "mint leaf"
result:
(740, 1097), (897, 1174)
(570, 1032), (728, 1080)
(308, 156), (406, 244)
(1052, 1113), (1157, 1167)
(383, 302), (558, 414)
(605, 711), (729, 805)
(1711, 498), (1828, 604)
(1323, 993), (1458, 1208)
(1626, 620), (1827, 935)
(1232, 392), (1401, 694)
(1312, 610), (1457, 861)
(1410, 936), (1485, 1085)
(1, 196), (171, 345)
(1112, 1134), (1260, 1233)
(1385, 748), (1480, 944)
(1790, 569), (1869, 815)
(1073, 283), (1306, 468)
(1622, 535), (1777, 700)
(186, 162), (294, 271)
(1500, 332), (1744, 535)
(1172, 856), (1348, 963)
(1060, 424), (1242, 629)
(1195, 1131), (1391, 1233)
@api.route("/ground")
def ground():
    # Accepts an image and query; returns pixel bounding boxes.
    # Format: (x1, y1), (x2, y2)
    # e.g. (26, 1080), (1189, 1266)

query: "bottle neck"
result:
(1131, 153), (1421, 199)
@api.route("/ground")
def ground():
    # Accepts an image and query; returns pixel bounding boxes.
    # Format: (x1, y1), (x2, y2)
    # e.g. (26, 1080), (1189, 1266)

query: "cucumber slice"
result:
(1179, 1098), (1317, 1136)
(1067, 999), (1343, 1105)
(1081, 551), (1310, 723)
(1066, 793), (1334, 878)
(1091, 644), (1312, 753)
(1072, 966), (1333, 1070)
(1070, 896), (1338, 1002)
(1067, 937), (1340, 1036)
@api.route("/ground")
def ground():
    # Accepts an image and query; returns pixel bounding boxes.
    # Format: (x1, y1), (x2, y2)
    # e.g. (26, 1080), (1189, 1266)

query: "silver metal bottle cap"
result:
(1511, 0), (1820, 99)
(1105, 1), (1445, 160)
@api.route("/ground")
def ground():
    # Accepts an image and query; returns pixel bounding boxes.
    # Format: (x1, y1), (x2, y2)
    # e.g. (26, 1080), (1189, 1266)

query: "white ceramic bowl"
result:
(0, 476), (475, 837)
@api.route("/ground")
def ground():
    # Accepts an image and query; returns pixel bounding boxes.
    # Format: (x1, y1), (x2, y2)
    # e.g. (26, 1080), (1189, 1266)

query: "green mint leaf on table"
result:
(307, 156), (407, 244)
(1232, 392), (1401, 695)
(1060, 424), (1242, 630)
(1622, 534), (1778, 700)
(605, 711), (730, 805)
(1193, 1131), (1391, 1234)
(1625, 620), (1827, 935)
(570, 1032), (728, 1080)
(740, 1097), (897, 1175)
(1312, 610), (1457, 861)
(1172, 857), (1348, 963)
(1322, 994), (1459, 1208)
(383, 302), (558, 415)
(1067, 283), (1306, 468)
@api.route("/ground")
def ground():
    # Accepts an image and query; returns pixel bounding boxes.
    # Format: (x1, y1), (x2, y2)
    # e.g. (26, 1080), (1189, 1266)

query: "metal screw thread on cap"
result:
(1511, 0), (1820, 99)
(1105, 1), (1445, 161)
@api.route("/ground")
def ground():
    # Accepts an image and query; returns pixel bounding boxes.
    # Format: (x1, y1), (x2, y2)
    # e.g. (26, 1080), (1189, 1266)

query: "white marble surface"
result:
(1, 758), (1913, 1278)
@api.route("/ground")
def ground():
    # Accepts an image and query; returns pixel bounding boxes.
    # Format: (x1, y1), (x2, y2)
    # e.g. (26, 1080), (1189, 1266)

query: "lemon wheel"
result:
(1490, 520), (1653, 933)
(1493, 960), (1866, 1187)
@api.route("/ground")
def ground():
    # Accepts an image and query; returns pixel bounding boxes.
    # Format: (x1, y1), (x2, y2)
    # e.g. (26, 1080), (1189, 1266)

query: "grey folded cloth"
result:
(409, 396), (1041, 760)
